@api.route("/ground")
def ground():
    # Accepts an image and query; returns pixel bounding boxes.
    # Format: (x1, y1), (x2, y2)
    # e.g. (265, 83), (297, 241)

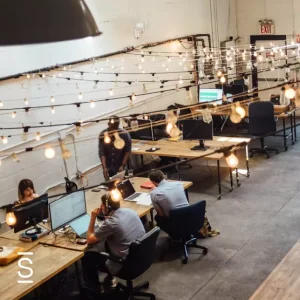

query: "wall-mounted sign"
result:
(258, 20), (275, 35)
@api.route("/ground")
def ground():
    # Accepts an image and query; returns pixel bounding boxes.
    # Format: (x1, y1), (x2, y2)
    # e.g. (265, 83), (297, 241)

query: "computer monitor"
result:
(12, 194), (48, 234)
(199, 89), (223, 105)
(129, 119), (154, 141)
(182, 119), (213, 151)
(216, 84), (245, 102)
(149, 114), (169, 139)
(49, 190), (86, 232)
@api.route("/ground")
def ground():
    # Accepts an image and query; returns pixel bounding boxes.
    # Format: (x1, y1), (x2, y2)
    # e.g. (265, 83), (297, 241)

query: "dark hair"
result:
(18, 179), (35, 200)
(101, 193), (120, 211)
(108, 115), (120, 131)
(149, 170), (165, 184)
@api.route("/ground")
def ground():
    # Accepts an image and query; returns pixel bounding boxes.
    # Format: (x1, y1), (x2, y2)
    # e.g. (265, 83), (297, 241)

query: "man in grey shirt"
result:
(82, 193), (145, 292)
(149, 170), (189, 235)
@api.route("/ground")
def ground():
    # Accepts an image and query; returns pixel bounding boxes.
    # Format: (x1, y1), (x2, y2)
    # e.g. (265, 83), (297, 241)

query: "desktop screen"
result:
(50, 190), (86, 231)
(199, 89), (223, 105)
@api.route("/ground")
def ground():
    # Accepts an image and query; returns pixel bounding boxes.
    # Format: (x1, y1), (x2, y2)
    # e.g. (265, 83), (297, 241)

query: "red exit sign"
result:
(259, 24), (275, 35)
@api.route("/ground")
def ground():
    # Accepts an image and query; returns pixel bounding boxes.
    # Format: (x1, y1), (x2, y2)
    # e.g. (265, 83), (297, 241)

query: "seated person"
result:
(149, 170), (189, 235)
(82, 193), (145, 292)
(15, 179), (39, 205)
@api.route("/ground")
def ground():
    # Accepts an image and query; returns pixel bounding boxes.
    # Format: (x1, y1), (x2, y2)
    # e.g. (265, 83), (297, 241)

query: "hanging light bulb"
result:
(51, 106), (55, 114)
(254, 51), (258, 57)
(22, 128), (29, 141)
(109, 88), (114, 96)
(166, 110), (178, 124)
(169, 125), (180, 138)
(257, 54), (264, 62)
(141, 56), (145, 63)
(104, 131), (111, 144)
(90, 100), (95, 108)
(6, 210), (16, 227)
(217, 70), (223, 77)
(78, 92), (83, 100)
(166, 122), (174, 135)
(1, 136), (8, 144)
(76, 124), (83, 136)
(61, 144), (72, 160)
(291, 40), (295, 45)
(230, 105), (242, 124)
(225, 152), (239, 168)
(220, 76), (226, 84)
(51, 96), (55, 103)
(24, 98), (29, 105)
(114, 132), (125, 149)
(285, 85), (296, 99)
(131, 93), (136, 101)
(26, 74), (30, 79)
(260, 45), (265, 51)
(12, 111), (16, 118)
(12, 153), (20, 162)
(190, 64), (194, 69)
(235, 102), (246, 118)
(144, 114), (149, 120)
(0, 101), (3, 107)
(45, 147), (55, 159)
(111, 188), (122, 202)
(178, 76), (183, 85)
(36, 132), (41, 141)
(202, 108), (213, 123)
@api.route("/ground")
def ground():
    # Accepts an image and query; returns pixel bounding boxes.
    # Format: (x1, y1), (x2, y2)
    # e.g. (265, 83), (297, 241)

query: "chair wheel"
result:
(182, 258), (188, 264)
(203, 248), (208, 255)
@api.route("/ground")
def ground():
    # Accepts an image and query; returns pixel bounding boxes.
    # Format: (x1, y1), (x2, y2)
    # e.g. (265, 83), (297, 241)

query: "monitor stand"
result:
(191, 140), (210, 151)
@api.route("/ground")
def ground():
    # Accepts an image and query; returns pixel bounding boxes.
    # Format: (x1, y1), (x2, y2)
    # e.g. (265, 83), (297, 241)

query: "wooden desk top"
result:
(131, 137), (250, 160)
(0, 237), (39, 252)
(0, 244), (83, 300)
(250, 241), (300, 300)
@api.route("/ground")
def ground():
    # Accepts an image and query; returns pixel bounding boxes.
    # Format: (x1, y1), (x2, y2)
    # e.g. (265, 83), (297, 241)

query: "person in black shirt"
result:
(98, 116), (131, 180)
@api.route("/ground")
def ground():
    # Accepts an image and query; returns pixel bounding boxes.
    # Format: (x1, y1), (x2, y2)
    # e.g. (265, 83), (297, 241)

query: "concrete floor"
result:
(20, 122), (300, 300)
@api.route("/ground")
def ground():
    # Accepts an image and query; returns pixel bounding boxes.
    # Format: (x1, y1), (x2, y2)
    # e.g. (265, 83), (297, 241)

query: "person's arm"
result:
(87, 207), (101, 245)
(150, 193), (164, 216)
(99, 133), (109, 180)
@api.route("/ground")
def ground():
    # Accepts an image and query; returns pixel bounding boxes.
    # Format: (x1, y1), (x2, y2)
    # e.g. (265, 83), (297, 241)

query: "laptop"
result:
(69, 214), (98, 239)
(117, 179), (149, 201)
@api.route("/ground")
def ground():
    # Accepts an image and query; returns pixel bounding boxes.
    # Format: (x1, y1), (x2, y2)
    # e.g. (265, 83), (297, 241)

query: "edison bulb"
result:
(12, 111), (16, 118)
(226, 153), (239, 168)
(36, 132), (41, 141)
(24, 98), (29, 105)
(285, 87), (296, 99)
(178, 76), (183, 85)
(217, 70), (222, 77)
(258, 55), (263, 62)
(166, 122), (174, 135)
(220, 76), (226, 84)
(78, 93), (83, 100)
(2, 136), (8, 144)
(51, 106), (55, 114)
(131, 93), (136, 101)
(62, 148), (72, 159)
(114, 133), (125, 149)
(235, 102), (246, 118)
(90, 100), (95, 108)
(104, 132), (111, 144)
(111, 188), (122, 202)
(203, 108), (213, 124)
(51, 96), (55, 103)
(0, 101), (3, 107)
(169, 126), (180, 138)
(6, 212), (16, 226)
(45, 147), (55, 159)
(230, 106), (242, 124)
(109, 89), (114, 96)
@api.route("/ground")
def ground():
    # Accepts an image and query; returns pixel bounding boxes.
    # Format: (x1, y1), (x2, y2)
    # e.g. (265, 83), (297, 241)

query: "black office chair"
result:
(100, 227), (160, 300)
(248, 102), (279, 158)
(167, 200), (208, 264)
(64, 177), (78, 193)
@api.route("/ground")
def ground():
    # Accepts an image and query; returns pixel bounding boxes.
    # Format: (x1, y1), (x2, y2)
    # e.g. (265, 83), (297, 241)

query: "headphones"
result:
(105, 196), (112, 214)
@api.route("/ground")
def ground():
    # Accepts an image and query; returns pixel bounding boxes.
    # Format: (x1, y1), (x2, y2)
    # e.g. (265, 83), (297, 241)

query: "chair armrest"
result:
(99, 252), (124, 264)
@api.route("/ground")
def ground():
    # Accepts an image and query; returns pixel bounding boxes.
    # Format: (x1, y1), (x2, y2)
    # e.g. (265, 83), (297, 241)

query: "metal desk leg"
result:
(217, 160), (221, 200)
(246, 145), (250, 178)
(235, 151), (241, 187)
(229, 168), (233, 192)
(75, 261), (83, 295)
(290, 114), (295, 145)
(294, 111), (297, 142)
(185, 189), (190, 202)
(141, 154), (144, 166)
(283, 118), (288, 151)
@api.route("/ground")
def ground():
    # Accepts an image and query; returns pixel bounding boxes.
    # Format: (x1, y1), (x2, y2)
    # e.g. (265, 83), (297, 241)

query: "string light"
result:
(217, 70), (223, 77)
(166, 122), (174, 135)
(51, 96), (55, 103)
(0, 101), (3, 107)
(225, 152), (239, 168)
(260, 45), (265, 51)
(230, 105), (242, 124)
(51, 106), (55, 114)
(76, 124), (83, 136)
(36, 132), (41, 141)
(178, 76), (183, 85)
(114, 132), (125, 149)
(61, 144), (72, 159)
(45, 147), (55, 159)
(6, 211), (16, 226)
(26, 74), (30, 79)
(1, 136), (8, 144)
(109, 89), (114, 96)
(111, 188), (122, 202)
(169, 125), (180, 138)
(258, 54), (263, 62)
(90, 100), (95, 108)
(11, 111), (16, 118)
(24, 98), (29, 105)
(12, 153), (20, 162)
(78, 93), (83, 100)
(22, 127), (29, 141)
(131, 93), (136, 101)
(285, 85), (296, 99)
(235, 102), (246, 118)
(104, 131), (111, 144)
(220, 76), (226, 84)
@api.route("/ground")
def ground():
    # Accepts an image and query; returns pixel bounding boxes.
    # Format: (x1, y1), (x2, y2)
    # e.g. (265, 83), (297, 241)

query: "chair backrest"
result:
(64, 177), (78, 194)
(168, 200), (206, 239)
(116, 227), (160, 280)
(248, 101), (276, 136)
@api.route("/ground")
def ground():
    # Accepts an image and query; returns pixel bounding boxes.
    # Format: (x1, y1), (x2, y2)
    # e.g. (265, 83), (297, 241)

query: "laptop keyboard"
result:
(127, 192), (142, 201)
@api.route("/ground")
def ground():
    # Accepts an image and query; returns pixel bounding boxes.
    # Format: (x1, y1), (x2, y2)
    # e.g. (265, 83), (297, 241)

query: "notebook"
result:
(140, 181), (155, 189)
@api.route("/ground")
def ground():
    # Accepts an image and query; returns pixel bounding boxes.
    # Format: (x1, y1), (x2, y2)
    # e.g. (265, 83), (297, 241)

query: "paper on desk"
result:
(132, 147), (140, 151)
(136, 195), (152, 206)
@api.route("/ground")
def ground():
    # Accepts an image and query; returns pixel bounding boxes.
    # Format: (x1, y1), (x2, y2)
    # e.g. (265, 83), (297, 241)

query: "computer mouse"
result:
(152, 147), (157, 151)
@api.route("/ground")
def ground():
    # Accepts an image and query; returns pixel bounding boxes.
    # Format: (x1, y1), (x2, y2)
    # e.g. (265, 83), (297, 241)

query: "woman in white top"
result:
(16, 179), (39, 205)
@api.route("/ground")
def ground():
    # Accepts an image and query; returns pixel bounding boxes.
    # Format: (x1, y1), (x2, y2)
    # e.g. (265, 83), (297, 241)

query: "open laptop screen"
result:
(117, 180), (135, 199)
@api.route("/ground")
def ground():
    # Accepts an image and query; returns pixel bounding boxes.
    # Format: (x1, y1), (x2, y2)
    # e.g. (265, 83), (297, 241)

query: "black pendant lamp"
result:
(0, 0), (101, 45)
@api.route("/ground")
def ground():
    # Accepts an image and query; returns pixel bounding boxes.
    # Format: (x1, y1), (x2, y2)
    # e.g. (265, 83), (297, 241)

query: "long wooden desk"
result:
(131, 137), (251, 199)
(0, 243), (83, 300)
(250, 241), (300, 300)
